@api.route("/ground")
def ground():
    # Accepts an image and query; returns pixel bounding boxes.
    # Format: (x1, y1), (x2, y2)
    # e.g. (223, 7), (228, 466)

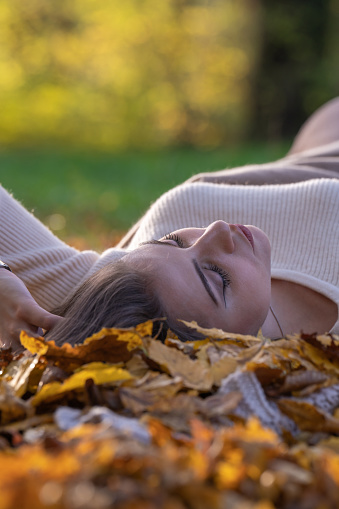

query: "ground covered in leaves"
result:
(1, 321), (339, 509)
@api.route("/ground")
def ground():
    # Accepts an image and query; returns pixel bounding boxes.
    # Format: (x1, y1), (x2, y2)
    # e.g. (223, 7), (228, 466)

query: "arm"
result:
(0, 185), (99, 311)
(185, 164), (339, 186)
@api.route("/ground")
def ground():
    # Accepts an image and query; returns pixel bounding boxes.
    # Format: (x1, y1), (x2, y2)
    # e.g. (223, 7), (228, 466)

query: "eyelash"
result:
(164, 233), (185, 248)
(164, 232), (232, 291)
(206, 264), (231, 289)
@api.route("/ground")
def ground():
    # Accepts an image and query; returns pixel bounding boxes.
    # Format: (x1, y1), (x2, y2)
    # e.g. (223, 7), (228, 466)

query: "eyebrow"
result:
(140, 240), (219, 307)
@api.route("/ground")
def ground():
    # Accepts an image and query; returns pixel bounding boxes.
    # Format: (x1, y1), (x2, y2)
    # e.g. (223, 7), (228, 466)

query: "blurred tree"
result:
(0, 0), (260, 149)
(251, 0), (338, 140)
(0, 0), (337, 149)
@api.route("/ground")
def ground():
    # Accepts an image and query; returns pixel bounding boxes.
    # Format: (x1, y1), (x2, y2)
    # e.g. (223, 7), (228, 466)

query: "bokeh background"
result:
(0, 0), (338, 250)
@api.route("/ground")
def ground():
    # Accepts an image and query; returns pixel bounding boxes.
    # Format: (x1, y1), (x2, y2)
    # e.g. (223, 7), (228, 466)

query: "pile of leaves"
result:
(1, 321), (339, 509)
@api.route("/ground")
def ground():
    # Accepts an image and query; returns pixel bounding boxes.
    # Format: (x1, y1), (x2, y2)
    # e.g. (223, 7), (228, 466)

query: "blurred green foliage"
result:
(1, 0), (336, 150)
(0, 0), (339, 150)
(0, 143), (288, 250)
(0, 0), (261, 149)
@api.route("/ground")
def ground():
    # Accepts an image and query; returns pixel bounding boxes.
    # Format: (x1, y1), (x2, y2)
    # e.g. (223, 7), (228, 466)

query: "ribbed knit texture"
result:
(0, 186), (126, 310)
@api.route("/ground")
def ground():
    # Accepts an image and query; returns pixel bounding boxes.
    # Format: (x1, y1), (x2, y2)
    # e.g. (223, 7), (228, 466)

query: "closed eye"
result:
(163, 232), (230, 307)
(206, 264), (231, 307)
(163, 233), (185, 247)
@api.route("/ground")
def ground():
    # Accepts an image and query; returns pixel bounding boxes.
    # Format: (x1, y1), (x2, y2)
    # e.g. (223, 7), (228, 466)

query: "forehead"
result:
(125, 242), (190, 286)
(124, 243), (211, 323)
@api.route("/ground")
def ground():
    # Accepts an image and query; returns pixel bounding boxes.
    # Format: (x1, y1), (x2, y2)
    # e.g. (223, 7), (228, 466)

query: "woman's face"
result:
(125, 221), (272, 335)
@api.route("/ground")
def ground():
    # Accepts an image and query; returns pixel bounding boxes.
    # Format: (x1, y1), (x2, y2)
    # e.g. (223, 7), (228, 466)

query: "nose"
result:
(195, 220), (234, 254)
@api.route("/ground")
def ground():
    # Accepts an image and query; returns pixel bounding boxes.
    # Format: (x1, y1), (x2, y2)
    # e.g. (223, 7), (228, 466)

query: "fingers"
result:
(27, 304), (64, 332)
(17, 298), (64, 333)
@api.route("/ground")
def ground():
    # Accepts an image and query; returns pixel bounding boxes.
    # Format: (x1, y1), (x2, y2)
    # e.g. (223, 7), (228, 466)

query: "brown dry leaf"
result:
(269, 458), (313, 485)
(125, 354), (150, 378)
(146, 416), (174, 446)
(0, 380), (31, 424)
(181, 320), (262, 345)
(299, 340), (339, 374)
(277, 399), (339, 434)
(135, 372), (183, 394)
(151, 393), (199, 415)
(317, 436), (339, 454)
(0, 414), (54, 434)
(120, 387), (159, 414)
(301, 333), (339, 360)
(261, 337), (323, 373)
(4, 322), (339, 509)
(145, 339), (213, 391)
(277, 370), (329, 395)
(120, 374), (184, 415)
(198, 392), (243, 418)
(0, 348), (14, 373)
(210, 357), (238, 385)
(246, 363), (284, 388)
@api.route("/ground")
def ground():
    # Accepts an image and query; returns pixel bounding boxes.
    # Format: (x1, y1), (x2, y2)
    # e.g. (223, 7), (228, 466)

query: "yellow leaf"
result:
(300, 342), (339, 373)
(215, 458), (246, 489)
(83, 326), (144, 350)
(20, 332), (48, 355)
(136, 320), (154, 338)
(33, 364), (133, 406)
(20, 324), (148, 374)
(230, 417), (280, 444)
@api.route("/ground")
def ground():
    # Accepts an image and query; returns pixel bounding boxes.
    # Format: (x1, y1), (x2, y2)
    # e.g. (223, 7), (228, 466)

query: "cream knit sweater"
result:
(0, 148), (338, 333)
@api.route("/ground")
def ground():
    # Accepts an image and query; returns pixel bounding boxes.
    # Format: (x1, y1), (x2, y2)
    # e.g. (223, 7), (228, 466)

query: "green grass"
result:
(0, 142), (290, 250)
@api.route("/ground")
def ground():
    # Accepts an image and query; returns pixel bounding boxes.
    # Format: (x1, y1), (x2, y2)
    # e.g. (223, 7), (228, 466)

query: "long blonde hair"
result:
(49, 261), (202, 345)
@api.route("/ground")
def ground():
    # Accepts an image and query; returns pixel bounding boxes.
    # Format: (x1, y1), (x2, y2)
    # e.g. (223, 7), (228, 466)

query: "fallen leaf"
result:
(3, 357), (41, 397)
(198, 392), (243, 418)
(276, 370), (329, 395)
(145, 339), (213, 391)
(0, 380), (31, 424)
(181, 321), (262, 345)
(32, 363), (133, 406)
(278, 399), (339, 434)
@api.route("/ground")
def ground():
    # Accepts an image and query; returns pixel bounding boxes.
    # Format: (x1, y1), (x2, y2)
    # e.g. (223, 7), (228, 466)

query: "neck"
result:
(262, 278), (337, 339)
(261, 303), (283, 339)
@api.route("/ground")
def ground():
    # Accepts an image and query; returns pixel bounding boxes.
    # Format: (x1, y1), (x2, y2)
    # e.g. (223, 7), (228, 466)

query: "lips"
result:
(234, 224), (254, 250)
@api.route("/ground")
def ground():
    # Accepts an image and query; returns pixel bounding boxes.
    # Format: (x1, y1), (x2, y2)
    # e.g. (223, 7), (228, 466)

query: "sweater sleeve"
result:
(0, 186), (101, 310)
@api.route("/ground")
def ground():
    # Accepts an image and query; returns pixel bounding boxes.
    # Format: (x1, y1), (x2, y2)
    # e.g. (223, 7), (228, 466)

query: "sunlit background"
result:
(0, 0), (338, 249)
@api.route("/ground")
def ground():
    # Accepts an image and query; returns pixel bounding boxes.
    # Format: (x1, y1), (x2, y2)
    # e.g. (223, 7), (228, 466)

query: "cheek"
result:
(232, 264), (271, 329)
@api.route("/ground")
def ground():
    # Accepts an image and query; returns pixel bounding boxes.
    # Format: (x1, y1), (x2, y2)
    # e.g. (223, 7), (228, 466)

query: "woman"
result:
(1, 98), (339, 350)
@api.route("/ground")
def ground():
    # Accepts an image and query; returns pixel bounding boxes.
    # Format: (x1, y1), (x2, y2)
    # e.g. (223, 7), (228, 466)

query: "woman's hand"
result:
(0, 269), (63, 352)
